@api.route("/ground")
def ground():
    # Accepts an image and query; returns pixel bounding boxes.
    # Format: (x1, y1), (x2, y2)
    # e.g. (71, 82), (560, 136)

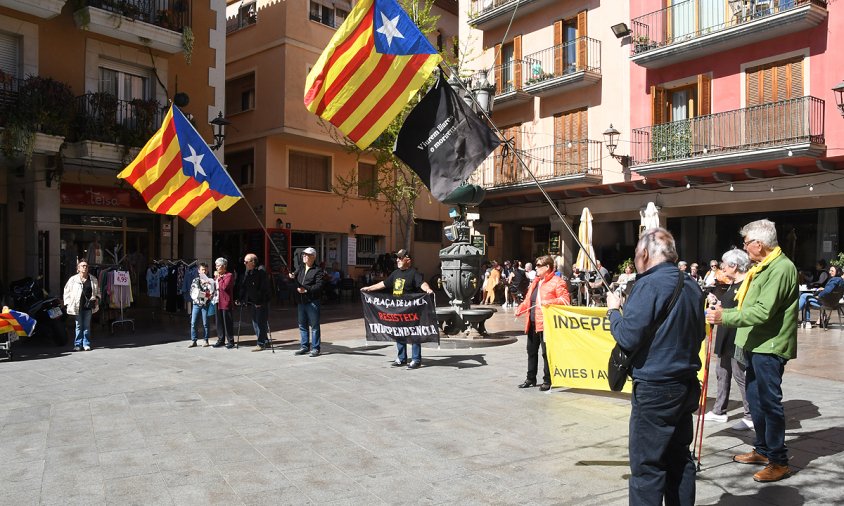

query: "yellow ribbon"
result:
(734, 246), (781, 309)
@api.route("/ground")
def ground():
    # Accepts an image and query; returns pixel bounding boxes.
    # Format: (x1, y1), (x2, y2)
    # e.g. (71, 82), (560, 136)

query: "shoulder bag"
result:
(607, 270), (685, 392)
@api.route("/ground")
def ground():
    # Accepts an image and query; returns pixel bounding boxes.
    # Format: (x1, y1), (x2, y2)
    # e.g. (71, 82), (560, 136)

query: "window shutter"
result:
(746, 67), (760, 106)
(513, 35), (522, 90)
(494, 43), (502, 95)
(697, 74), (711, 116)
(576, 11), (587, 71)
(0, 32), (21, 76)
(554, 110), (587, 175)
(651, 85), (667, 125)
(789, 59), (803, 98)
(553, 20), (563, 76)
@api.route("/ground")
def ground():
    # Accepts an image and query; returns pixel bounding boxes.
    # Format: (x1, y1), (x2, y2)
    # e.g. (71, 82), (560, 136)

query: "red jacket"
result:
(216, 272), (234, 310)
(516, 273), (570, 332)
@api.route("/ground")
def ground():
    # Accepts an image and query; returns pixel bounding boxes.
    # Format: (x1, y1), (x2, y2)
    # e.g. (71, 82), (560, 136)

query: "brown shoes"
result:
(753, 463), (791, 482)
(733, 450), (769, 465)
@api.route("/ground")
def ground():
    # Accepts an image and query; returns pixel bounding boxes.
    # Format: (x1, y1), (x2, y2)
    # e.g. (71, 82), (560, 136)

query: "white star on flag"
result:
(376, 11), (404, 47)
(184, 145), (207, 178)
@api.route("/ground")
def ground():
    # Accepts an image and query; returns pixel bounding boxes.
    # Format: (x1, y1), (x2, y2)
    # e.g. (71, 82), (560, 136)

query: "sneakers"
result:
(703, 411), (728, 423)
(294, 348), (309, 356)
(83, 346), (91, 351)
(73, 346), (82, 352)
(188, 341), (198, 348)
(252, 345), (267, 352)
(802, 321), (813, 329)
(391, 359), (407, 367)
(407, 360), (421, 369)
(733, 450), (769, 465)
(732, 418), (754, 431)
(753, 463), (790, 482)
(309, 350), (320, 357)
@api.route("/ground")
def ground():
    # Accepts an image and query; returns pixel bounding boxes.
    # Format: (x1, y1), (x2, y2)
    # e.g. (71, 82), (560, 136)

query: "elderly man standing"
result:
(290, 247), (325, 357)
(706, 219), (797, 483)
(606, 228), (704, 505)
(239, 253), (272, 351)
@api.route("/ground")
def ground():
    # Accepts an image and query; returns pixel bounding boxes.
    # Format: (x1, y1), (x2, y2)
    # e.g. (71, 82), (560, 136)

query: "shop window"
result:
(357, 162), (377, 197)
(414, 219), (443, 243)
(356, 235), (377, 266)
(225, 149), (255, 188)
(226, 73), (255, 115)
(289, 150), (331, 191)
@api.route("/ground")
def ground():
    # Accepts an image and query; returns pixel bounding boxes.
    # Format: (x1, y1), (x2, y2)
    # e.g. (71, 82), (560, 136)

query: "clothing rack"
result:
(110, 268), (135, 334)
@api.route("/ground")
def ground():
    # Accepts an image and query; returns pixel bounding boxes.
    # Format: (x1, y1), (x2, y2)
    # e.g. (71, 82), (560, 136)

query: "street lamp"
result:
(471, 70), (495, 116)
(833, 80), (844, 118)
(603, 124), (630, 167)
(210, 111), (230, 151)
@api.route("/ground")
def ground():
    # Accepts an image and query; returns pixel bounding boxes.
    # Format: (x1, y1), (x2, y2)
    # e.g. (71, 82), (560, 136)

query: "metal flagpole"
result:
(446, 68), (611, 293)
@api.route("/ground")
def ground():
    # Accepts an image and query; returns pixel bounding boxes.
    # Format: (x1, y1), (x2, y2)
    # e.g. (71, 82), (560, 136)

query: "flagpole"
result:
(445, 68), (611, 293)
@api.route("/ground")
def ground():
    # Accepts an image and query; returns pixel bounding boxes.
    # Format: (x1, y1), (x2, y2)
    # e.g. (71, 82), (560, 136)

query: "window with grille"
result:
(414, 219), (443, 243)
(225, 149), (255, 188)
(0, 31), (21, 77)
(226, 73), (255, 115)
(99, 64), (152, 101)
(310, 1), (348, 28)
(289, 150), (331, 191)
(358, 162), (377, 197)
(356, 235), (377, 266)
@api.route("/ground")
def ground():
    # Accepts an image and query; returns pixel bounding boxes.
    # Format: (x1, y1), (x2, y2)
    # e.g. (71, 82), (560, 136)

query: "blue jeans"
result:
(251, 304), (269, 346)
(798, 292), (819, 321)
(74, 309), (92, 348)
(190, 304), (209, 342)
(297, 300), (321, 351)
(396, 341), (421, 363)
(629, 378), (699, 506)
(746, 351), (789, 465)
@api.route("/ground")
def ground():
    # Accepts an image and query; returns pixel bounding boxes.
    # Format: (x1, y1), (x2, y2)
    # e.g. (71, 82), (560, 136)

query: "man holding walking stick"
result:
(606, 228), (704, 505)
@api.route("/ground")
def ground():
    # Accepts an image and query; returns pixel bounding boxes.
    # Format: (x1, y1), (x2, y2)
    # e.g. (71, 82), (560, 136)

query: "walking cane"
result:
(692, 321), (715, 470)
(235, 302), (244, 349)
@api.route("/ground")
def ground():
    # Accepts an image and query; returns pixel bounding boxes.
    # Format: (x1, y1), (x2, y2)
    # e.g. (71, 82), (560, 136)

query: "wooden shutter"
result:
(496, 125), (521, 184)
(0, 31), (20, 77)
(651, 85), (667, 125)
(693, 74), (712, 153)
(697, 74), (711, 116)
(494, 43), (502, 95)
(554, 109), (587, 175)
(576, 11), (587, 71)
(553, 20), (563, 76)
(513, 35), (523, 90)
(746, 57), (803, 105)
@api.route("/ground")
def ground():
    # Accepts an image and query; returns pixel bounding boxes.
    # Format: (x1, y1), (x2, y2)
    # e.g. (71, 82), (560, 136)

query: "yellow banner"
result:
(544, 305), (706, 393)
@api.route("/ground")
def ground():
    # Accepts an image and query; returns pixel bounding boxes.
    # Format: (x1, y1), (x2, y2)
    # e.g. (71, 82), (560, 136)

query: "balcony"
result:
(66, 93), (164, 163)
(631, 96), (825, 174)
(522, 37), (601, 98)
(630, 0), (827, 69)
(473, 60), (532, 110)
(73, 0), (192, 54)
(467, 0), (559, 30)
(226, 6), (257, 34)
(469, 141), (603, 191)
(0, 0), (66, 18)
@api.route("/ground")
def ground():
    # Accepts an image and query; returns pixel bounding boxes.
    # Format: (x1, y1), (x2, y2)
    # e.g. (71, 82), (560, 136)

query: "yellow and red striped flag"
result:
(117, 106), (242, 226)
(304, 0), (441, 149)
(0, 308), (36, 337)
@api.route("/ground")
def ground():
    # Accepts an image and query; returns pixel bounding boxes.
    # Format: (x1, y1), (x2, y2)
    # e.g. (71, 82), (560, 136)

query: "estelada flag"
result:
(303, 0), (441, 150)
(394, 76), (501, 201)
(117, 106), (242, 226)
(0, 309), (36, 337)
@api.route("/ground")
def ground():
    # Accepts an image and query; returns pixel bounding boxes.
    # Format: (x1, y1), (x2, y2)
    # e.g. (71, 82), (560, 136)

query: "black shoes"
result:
(225, 343), (235, 349)
(309, 350), (320, 357)
(518, 380), (537, 389)
(294, 348), (309, 356)
(539, 383), (551, 391)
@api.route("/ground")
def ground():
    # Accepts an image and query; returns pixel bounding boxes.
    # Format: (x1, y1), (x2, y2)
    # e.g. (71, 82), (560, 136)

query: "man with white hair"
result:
(239, 253), (272, 351)
(706, 219), (797, 483)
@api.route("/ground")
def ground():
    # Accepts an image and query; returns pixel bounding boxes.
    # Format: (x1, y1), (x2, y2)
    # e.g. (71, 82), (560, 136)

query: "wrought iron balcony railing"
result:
(226, 3), (257, 33)
(631, 96), (824, 165)
(522, 37), (601, 85)
(631, 0), (825, 55)
(468, 0), (517, 18)
(470, 141), (603, 188)
(84, 0), (191, 32)
(0, 75), (23, 127)
(72, 93), (165, 148)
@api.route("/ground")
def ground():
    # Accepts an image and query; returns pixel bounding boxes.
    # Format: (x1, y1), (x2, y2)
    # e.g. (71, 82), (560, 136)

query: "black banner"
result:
(360, 292), (440, 345)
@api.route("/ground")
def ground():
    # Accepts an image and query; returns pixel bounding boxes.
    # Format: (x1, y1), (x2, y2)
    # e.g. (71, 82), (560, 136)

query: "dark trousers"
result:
(525, 326), (550, 384)
(746, 352), (788, 465)
(629, 378), (700, 506)
(215, 309), (234, 344)
(250, 304), (269, 345)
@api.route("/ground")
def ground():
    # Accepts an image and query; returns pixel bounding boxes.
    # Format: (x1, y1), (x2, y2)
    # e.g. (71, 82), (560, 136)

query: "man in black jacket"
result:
(606, 228), (704, 505)
(289, 247), (325, 357)
(239, 253), (272, 351)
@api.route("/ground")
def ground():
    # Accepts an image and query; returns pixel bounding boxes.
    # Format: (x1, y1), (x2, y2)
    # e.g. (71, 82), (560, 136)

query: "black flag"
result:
(394, 76), (501, 201)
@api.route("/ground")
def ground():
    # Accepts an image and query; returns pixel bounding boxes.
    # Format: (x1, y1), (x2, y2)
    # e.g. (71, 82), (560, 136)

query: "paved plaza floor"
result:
(2, 300), (843, 505)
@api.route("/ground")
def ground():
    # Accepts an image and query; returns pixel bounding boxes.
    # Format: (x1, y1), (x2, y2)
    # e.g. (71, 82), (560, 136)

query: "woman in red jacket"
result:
(212, 257), (236, 349)
(515, 255), (571, 391)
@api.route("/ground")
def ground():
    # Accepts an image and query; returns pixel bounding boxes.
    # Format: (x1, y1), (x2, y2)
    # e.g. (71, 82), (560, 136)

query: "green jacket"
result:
(721, 253), (798, 359)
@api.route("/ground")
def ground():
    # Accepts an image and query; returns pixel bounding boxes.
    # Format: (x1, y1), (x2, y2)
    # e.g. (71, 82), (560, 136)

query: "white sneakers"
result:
(732, 418), (754, 431)
(801, 321), (813, 329)
(703, 411), (728, 423)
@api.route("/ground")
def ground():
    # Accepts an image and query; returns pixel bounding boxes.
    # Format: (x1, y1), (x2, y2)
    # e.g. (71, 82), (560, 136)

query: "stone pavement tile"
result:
(235, 423), (300, 446)
(0, 483), (39, 506)
(45, 443), (99, 468)
(423, 472), (513, 504)
(7, 459), (45, 487)
(94, 429), (146, 453)
(259, 441), (329, 472)
(154, 450), (223, 488)
(98, 447), (159, 480)
(240, 484), (313, 506)
(197, 435), (267, 465)
(355, 471), (444, 505)
(491, 478), (581, 505)
(165, 481), (243, 506)
(313, 444), (396, 478)
(103, 473), (174, 506)
(2, 419), (50, 438)
(216, 458), (294, 496)
(46, 421), (95, 448)
(40, 464), (106, 506)
(0, 432), (47, 463)
(89, 393), (133, 416)
(281, 463), (370, 504)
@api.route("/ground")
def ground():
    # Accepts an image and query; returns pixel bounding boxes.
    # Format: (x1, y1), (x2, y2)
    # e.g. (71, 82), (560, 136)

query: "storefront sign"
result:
(60, 184), (148, 210)
(347, 237), (357, 266)
(273, 203), (287, 214)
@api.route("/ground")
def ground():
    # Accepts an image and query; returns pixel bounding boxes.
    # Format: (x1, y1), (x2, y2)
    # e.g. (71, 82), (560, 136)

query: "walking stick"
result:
(693, 322), (715, 470)
(235, 302), (244, 349)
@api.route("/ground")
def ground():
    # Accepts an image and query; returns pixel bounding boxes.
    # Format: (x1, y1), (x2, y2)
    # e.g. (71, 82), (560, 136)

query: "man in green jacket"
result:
(706, 219), (797, 483)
